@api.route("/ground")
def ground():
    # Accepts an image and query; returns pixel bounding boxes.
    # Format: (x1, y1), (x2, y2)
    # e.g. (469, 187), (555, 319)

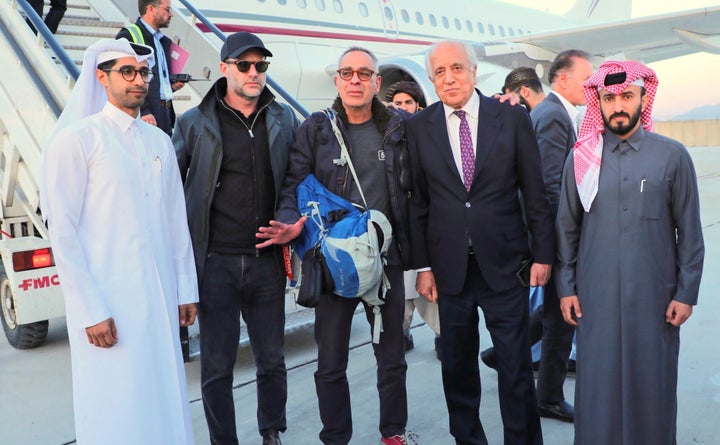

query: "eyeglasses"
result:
(225, 60), (270, 73)
(151, 3), (172, 13)
(102, 66), (154, 83)
(336, 68), (375, 81)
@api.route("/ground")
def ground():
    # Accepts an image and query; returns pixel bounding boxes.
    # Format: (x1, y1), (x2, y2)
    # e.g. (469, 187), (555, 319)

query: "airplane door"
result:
(377, 0), (399, 40)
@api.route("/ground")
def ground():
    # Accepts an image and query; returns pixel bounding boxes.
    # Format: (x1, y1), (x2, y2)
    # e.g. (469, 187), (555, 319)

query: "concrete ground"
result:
(2, 147), (720, 445)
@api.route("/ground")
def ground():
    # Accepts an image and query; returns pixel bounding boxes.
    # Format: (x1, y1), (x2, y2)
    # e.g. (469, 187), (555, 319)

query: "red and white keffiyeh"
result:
(573, 60), (658, 212)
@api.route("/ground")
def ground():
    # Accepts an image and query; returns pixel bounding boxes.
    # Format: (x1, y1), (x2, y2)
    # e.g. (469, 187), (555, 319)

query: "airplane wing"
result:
(510, 6), (720, 63)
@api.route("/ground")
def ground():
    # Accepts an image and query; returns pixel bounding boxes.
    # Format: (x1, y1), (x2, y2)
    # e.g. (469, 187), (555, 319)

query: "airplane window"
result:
(518, 29), (524, 35)
(358, 2), (368, 17)
(499, 25), (505, 37)
(441, 16), (449, 29)
(297, 0), (306, 7)
(333, 0), (342, 13)
(277, 0), (286, 4)
(477, 22), (484, 34)
(315, 0), (325, 11)
(429, 14), (437, 27)
(466, 20), (473, 33)
(415, 11), (424, 25)
(508, 27), (515, 37)
(384, 6), (393, 20)
(401, 9), (409, 23)
(488, 24), (495, 36)
(454, 18), (461, 31)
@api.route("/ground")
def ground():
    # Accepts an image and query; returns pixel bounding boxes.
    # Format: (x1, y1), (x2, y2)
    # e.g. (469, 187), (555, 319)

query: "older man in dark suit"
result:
(407, 40), (555, 445)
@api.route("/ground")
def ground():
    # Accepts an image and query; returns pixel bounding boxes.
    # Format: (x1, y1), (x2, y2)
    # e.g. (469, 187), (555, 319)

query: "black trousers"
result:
(439, 255), (542, 445)
(199, 252), (288, 445)
(535, 276), (575, 403)
(27, 0), (66, 34)
(314, 265), (407, 445)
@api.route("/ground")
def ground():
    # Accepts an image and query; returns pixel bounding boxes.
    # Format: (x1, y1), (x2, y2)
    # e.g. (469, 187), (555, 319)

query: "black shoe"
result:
(434, 335), (442, 361)
(538, 400), (574, 423)
(404, 331), (414, 351)
(480, 347), (497, 370)
(262, 431), (282, 445)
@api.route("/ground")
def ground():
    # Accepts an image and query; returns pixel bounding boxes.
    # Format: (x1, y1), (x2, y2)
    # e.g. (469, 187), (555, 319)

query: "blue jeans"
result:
(199, 251), (287, 444)
(314, 265), (408, 444)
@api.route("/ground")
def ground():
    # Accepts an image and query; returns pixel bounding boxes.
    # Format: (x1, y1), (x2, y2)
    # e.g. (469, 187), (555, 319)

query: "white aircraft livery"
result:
(182, 0), (719, 110)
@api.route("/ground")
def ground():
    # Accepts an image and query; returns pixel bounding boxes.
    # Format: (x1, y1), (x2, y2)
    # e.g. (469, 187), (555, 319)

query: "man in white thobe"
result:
(41, 38), (199, 445)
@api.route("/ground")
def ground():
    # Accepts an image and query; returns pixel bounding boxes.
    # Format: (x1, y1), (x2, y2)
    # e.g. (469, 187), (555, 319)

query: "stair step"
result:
(62, 14), (101, 21)
(58, 44), (88, 51)
(39, 1), (90, 9)
(67, 2), (90, 8)
(55, 29), (118, 38)
(59, 18), (126, 28)
(54, 33), (114, 47)
(52, 57), (83, 66)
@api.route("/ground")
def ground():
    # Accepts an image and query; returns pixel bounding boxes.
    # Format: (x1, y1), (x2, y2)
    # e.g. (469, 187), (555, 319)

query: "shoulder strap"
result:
(126, 24), (145, 45)
(323, 109), (368, 210)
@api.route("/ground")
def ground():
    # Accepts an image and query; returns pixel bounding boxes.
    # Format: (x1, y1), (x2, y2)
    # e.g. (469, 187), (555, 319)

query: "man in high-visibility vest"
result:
(117, 0), (184, 135)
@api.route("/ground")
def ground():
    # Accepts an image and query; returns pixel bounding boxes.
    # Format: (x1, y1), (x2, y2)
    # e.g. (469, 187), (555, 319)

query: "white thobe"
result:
(41, 102), (198, 445)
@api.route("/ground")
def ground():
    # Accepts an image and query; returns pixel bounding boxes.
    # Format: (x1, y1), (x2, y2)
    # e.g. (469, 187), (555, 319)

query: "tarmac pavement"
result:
(2, 147), (720, 445)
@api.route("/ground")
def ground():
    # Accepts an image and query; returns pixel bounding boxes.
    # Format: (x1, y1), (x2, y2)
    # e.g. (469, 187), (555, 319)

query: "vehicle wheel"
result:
(1, 272), (48, 349)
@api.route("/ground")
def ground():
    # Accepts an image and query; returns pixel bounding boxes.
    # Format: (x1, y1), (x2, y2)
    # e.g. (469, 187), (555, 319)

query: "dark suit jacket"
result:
(530, 92), (576, 212)
(117, 18), (176, 135)
(407, 90), (554, 294)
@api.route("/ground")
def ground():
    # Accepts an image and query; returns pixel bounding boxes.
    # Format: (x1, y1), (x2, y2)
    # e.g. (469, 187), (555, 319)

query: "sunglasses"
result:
(102, 66), (154, 83)
(336, 68), (375, 81)
(226, 60), (270, 73)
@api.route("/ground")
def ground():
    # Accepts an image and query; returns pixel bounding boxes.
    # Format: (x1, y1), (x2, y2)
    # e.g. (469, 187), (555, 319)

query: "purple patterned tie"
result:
(454, 110), (474, 191)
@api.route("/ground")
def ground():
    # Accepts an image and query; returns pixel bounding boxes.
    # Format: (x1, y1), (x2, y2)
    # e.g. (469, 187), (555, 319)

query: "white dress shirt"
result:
(442, 90), (480, 180)
(550, 90), (580, 135)
(141, 19), (173, 100)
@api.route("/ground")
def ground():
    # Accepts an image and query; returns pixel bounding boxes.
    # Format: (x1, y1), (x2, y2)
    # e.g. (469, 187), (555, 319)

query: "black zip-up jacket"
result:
(172, 78), (300, 282)
(276, 97), (412, 268)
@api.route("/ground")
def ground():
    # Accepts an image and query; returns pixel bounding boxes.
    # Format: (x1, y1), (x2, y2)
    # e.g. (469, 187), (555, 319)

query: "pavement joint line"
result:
(187, 321), (429, 405)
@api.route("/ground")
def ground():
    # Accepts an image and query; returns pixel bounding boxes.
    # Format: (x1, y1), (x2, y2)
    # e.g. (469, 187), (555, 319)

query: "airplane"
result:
(176, 0), (720, 111)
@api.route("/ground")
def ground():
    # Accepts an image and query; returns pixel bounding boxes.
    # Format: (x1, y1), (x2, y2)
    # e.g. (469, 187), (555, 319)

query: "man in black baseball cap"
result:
(174, 31), (299, 445)
(221, 31), (273, 60)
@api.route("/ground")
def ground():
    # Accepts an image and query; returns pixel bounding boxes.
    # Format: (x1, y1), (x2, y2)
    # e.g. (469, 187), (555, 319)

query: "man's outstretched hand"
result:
(255, 217), (307, 248)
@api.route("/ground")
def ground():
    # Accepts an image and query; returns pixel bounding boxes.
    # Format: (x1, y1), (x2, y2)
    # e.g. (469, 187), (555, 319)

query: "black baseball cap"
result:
(220, 32), (272, 60)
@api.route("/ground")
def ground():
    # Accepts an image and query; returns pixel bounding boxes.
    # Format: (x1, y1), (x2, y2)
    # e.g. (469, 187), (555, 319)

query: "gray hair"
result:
(425, 40), (478, 79)
(338, 46), (378, 68)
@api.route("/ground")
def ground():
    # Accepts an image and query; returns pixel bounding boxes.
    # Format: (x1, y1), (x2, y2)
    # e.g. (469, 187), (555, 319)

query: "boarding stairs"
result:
(0, 0), (314, 357)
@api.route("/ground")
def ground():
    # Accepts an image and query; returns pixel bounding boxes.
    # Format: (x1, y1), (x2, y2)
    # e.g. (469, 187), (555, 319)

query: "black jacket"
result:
(172, 78), (300, 282)
(276, 97), (412, 268)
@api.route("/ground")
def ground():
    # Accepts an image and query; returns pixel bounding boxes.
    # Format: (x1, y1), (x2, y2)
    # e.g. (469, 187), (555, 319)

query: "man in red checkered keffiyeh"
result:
(573, 60), (658, 211)
(557, 58), (705, 445)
